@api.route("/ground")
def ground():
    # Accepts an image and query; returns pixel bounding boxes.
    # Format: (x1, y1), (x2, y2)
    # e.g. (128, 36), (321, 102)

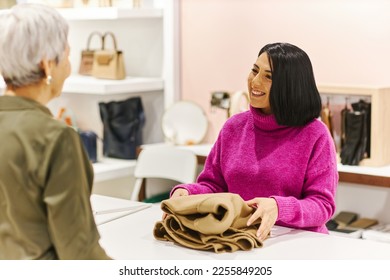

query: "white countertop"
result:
(95, 195), (390, 260)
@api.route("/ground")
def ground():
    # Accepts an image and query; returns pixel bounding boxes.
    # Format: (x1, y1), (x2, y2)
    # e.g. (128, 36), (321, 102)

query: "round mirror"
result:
(229, 91), (249, 117)
(162, 101), (208, 145)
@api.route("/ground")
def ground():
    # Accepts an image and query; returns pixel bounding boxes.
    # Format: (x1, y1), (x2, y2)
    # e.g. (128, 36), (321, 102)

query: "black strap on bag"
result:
(99, 97), (145, 159)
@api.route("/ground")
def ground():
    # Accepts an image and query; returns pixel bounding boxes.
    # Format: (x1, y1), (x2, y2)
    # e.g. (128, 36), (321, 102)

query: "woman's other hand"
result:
(162, 188), (189, 220)
(245, 197), (278, 241)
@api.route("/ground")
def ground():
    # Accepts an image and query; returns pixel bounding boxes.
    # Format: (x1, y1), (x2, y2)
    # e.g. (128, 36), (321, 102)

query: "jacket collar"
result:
(0, 95), (52, 116)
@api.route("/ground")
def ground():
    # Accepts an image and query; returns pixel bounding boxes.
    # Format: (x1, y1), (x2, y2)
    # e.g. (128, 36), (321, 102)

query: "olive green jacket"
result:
(0, 96), (111, 259)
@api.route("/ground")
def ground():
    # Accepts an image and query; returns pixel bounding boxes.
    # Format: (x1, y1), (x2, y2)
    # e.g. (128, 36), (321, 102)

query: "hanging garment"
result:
(340, 110), (367, 165)
(340, 99), (371, 165)
(352, 100), (371, 157)
(320, 101), (334, 139)
(340, 100), (351, 150)
(153, 193), (263, 253)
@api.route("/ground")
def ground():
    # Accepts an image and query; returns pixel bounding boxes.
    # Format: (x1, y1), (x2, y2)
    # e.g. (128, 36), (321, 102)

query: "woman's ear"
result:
(40, 58), (54, 85)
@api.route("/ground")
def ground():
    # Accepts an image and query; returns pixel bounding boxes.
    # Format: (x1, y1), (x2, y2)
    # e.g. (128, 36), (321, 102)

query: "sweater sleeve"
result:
(171, 132), (228, 196)
(42, 127), (112, 260)
(271, 132), (338, 232)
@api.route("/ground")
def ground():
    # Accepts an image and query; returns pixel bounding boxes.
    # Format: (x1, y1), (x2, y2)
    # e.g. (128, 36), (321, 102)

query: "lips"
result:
(251, 89), (266, 97)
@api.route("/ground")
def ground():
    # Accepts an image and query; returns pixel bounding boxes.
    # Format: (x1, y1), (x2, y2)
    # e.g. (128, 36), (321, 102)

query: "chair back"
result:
(130, 146), (198, 201)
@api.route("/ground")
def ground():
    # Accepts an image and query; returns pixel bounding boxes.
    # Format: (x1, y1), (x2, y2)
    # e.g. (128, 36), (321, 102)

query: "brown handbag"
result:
(78, 31), (104, 76)
(91, 32), (126, 80)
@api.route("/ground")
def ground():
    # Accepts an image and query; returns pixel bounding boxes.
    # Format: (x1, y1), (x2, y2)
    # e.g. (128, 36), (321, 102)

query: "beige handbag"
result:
(78, 31), (104, 76)
(91, 32), (126, 80)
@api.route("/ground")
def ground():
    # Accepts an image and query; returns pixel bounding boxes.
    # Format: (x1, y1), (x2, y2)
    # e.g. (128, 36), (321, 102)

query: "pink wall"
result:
(180, 0), (390, 142)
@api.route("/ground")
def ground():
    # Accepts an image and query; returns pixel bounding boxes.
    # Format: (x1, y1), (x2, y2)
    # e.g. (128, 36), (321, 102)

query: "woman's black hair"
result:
(258, 42), (322, 126)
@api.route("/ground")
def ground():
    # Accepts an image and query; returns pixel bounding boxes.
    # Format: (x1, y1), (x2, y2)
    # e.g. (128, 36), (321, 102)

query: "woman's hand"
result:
(170, 188), (189, 199)
(245, 197), (278, 242)
(162, 188), (189, 220)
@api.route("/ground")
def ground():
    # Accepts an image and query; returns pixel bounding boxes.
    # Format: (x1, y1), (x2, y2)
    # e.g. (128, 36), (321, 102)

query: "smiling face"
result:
(247, 52), (272, 114)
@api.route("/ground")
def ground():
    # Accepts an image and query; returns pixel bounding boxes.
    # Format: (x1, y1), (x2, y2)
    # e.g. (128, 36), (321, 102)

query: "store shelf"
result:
(0, 7), (163, 20)
(318, 84), (390, 167)
(62, 75), (164, 95)
(0, 78), (4, 91)
(1, 75), (164, 95)
(0, 7), (162, 20)
(318, 84), (390, 96)
(338, 164), (390, 188)
(93, 157), (137, 183)
(337, 163), (390, 177)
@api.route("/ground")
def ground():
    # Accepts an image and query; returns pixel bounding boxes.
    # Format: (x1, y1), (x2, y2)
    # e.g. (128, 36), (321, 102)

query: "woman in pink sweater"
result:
(171, 42), (338, 241)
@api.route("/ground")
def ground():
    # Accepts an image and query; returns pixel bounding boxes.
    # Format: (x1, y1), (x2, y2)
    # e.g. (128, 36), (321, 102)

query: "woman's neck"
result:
(4, 82), (51, 105)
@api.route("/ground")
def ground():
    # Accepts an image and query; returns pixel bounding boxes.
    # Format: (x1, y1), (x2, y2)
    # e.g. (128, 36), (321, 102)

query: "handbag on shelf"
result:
(79, 130), (98, 163)
(78, 31), (104, 76)
(92, 31), (126, 80)
(99, 97), (145, 159)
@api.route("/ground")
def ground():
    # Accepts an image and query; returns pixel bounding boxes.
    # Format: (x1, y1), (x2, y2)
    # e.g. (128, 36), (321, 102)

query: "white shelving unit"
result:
(93, 158), (137, 183)
(0, 5), (163, 19)
(0, 2), (179, 198)
(55, 2), (179, 199)
(57, 7), (163, 20)
(44, 1), (180, 144)
(63, 75), (164, 95)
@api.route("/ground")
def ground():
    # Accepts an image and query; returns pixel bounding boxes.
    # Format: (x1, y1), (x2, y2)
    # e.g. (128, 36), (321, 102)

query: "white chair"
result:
(130, 146), (198, 201)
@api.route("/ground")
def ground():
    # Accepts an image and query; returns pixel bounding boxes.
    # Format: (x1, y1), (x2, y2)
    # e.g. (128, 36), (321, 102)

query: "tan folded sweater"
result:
(153, 193), (262, 253)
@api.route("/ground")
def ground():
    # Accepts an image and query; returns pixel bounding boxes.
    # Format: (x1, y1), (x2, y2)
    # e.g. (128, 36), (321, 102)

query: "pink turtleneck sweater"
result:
(173, 106), (338, 234)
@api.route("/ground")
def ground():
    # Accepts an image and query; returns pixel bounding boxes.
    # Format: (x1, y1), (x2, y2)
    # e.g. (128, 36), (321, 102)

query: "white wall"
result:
(180, 0), (390, 142)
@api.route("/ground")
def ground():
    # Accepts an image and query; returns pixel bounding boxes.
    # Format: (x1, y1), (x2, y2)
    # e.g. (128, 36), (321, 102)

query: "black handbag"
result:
(99, 97), (145, 159)
(340, 99), (371, 165)
(79, 130), (98, 163)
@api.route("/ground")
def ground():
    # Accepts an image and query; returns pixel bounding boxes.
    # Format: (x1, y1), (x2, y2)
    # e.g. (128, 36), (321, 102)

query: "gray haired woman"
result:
(0, 4), (111, 259)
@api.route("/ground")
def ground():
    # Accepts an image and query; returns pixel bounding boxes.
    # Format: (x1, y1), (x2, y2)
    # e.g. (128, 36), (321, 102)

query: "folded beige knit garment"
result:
(153, 193), (262, 253)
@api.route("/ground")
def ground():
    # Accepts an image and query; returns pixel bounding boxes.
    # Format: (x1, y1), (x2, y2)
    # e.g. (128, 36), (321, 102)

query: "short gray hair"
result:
(0, 4), (69, 88)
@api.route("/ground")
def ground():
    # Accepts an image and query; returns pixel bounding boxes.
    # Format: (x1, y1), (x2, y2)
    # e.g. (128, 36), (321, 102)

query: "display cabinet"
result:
(318, 84), (390, 167)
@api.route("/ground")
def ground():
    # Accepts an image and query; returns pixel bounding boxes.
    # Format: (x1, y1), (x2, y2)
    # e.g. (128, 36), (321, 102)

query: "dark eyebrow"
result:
(253, 64), (272, 73)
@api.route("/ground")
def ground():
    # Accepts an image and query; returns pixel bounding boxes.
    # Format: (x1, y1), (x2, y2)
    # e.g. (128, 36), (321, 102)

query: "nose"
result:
(251, 73), (263, 87)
